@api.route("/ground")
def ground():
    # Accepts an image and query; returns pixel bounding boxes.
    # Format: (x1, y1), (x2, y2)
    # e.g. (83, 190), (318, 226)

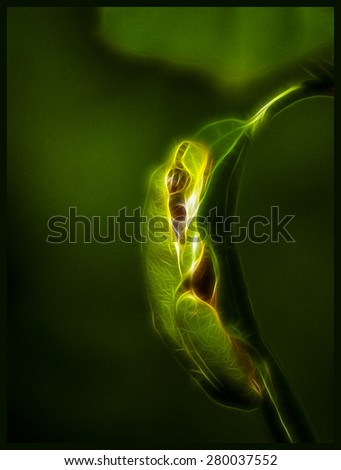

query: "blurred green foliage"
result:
(100, 7), (334, 84)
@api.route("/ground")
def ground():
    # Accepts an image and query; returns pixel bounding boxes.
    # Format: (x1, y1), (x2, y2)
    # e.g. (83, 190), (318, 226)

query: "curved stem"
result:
(210, 65), (333, 442)
(259, 358), (316, 443)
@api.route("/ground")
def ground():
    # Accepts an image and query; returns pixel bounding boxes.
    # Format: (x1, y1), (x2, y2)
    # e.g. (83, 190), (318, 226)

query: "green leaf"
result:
(98, 7), (334, 85)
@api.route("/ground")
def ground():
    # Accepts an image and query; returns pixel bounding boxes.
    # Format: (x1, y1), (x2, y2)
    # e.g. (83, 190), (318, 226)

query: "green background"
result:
(7, 7), (333, 445)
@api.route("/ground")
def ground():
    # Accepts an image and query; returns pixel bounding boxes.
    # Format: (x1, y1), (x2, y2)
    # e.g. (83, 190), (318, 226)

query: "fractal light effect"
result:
(143, 68), (333, 443)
